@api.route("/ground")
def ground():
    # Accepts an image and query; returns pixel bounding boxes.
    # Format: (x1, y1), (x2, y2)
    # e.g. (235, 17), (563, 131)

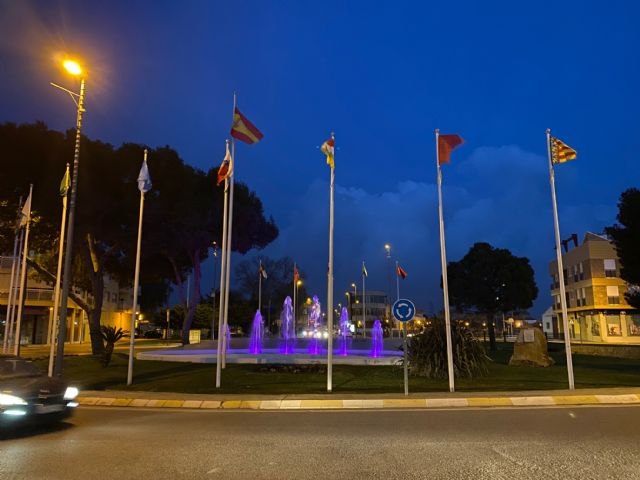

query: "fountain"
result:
(249, 310), (264, 354)
(337, 307), (350, 356)
(370, 319), (383, 358)
(279, 296), (296, 354)
(307, 295), (323, 355)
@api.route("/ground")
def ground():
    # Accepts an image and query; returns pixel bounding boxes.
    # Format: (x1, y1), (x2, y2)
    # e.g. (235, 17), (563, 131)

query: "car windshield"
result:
(0, 358), (43, 380)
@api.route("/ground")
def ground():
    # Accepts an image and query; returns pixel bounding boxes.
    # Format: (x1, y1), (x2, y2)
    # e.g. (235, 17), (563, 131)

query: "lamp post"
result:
(294, 279), (302, 330)
(384, 243), (393, 336)
(51, 59), (86, 377)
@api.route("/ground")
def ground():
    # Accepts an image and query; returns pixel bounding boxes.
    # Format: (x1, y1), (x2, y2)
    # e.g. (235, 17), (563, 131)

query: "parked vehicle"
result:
(0, 355), (79, 428)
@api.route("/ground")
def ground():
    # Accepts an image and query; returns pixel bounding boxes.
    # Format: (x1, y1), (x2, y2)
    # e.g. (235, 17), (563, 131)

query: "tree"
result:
(447, 242), (538, 351)
(606, 188), (640, 308)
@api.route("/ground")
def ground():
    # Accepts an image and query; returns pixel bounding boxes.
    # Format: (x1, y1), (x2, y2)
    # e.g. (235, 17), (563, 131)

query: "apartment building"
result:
(548, 232), (639, 344)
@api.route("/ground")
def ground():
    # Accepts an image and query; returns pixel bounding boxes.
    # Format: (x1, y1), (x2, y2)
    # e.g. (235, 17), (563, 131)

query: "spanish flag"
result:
(438, 134), (464, 165)
(550, 136), (577, 164)
(321, 137), (335, 169)
(230, 107), (264, 144)
(217, 141), (233, 185)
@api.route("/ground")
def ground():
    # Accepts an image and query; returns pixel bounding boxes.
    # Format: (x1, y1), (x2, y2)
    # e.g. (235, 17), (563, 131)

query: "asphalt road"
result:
(2, 406), (639, 480)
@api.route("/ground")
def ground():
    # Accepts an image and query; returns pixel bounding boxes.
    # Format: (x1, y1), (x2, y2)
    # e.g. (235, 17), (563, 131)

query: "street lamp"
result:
(52, 59), (86, 377)
(384, 243), (393, 334)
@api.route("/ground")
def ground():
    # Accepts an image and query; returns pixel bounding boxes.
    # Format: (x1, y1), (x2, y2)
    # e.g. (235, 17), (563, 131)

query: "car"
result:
(0, 355), (79, 429)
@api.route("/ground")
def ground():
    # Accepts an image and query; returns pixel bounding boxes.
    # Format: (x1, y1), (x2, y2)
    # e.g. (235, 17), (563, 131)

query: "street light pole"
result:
(53, 62), (86, 377)
(211, 242), (218, 340)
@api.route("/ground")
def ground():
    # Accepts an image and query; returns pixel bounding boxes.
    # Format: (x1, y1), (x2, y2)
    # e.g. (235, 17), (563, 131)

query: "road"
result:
(2, 406), (639, 480)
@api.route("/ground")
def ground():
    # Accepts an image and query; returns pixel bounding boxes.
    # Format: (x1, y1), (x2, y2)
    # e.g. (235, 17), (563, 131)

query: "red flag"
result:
(396, 264), (407, 279)
(230, 107), (264, 144)
(217, 141), (233, 186)
(438, 134), (464, 165)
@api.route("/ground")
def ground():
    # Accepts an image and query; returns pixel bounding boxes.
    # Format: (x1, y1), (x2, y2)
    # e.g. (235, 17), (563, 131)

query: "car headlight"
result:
(0, 393), (28, 406)
(64, 387), (79, 400)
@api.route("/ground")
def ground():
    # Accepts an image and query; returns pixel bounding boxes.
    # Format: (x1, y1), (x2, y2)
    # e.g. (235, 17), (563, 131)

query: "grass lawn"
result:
(33, 344), (640, 395)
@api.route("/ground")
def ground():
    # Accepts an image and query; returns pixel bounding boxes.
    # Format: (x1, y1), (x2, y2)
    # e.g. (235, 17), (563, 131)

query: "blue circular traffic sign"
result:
(392, 299), (416, 322)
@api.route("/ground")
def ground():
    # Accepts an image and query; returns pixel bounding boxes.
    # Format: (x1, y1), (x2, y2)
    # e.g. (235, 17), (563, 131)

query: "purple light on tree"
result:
(370, 319), (383, 358)
(279, 296), (296, 354)
(337, 307), (350, 356)
(249, 310), (264, 354)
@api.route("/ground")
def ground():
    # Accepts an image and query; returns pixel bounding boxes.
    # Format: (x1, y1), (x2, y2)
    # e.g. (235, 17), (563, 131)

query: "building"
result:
(348, 289), (390, 335)
(548, 232), (640, 344)
(0, 255), (133, 346)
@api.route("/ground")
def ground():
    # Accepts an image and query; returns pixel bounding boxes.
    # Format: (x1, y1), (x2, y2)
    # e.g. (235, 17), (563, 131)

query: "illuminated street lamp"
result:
(51, 59), (86, 377)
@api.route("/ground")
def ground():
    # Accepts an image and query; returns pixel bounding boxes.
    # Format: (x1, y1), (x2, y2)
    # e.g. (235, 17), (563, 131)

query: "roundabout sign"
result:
(392, 299), (416, 323)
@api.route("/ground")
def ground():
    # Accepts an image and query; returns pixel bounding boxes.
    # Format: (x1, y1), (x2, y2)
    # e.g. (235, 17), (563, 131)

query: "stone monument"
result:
(509, 326), (554, 367)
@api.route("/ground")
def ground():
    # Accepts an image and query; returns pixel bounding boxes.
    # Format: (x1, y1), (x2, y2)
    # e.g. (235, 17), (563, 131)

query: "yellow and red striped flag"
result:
(230, 107), (264, 144)
(550, 136), (577, 164)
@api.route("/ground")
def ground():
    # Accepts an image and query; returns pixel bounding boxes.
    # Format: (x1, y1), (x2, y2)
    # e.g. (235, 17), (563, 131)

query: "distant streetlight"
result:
(211, 241), (218, 340)
(51, 58), (86, 377)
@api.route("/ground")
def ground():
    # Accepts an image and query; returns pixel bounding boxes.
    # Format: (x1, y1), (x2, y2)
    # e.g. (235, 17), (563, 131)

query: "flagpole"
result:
(362, 261), (366, 339)
(546, 128), (575, 390)
(6, 226), (24, 353)
(215, 145), (230, 388)
(258, 259), (263, 314)
(222, 93), (238, 369)
(3, 198), (22, 354)
(49, 164), (70, 376)
(395, 261), (400, 301)
(293, 262), (297, 328)
(14, 184), (33, 356)
(436, 129), (456, 393)
(327, 132), (335, 393)
(127, 150), (149, 386)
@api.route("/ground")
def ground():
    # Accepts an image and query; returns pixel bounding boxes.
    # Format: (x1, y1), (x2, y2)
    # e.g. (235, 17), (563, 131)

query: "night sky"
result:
(1, 0), (638, 317)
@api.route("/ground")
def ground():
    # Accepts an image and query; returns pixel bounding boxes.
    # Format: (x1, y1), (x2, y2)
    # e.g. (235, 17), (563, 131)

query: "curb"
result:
(77, 392), (640, 411)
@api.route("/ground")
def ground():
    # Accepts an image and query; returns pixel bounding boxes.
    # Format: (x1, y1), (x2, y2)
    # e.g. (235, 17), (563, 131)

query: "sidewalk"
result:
(77, 387), (640, 411)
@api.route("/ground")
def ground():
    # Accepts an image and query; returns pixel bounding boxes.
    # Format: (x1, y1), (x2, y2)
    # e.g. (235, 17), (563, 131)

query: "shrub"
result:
(100, 325), (127, 367)
(406, 320), (490, 379)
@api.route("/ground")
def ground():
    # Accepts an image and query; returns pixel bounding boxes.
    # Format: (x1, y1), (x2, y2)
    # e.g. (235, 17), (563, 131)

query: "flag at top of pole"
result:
(259, 262), (268, 279)
(550, 136), (577, 164)
(217, 140), (233, 185)
(437, 134), (464, 165)
(60, 165), (71, 197)
(396, 264), (407, 279)
(321, 137), (335, 169)
(230, 107), (264, 144)
(137, 154), (152, 193)
(19, 189), (32, 228)
(362, 262), (368, 278)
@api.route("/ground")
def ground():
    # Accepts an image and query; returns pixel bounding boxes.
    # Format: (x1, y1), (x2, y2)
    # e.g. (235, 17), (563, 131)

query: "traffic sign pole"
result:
(392, 299), (415, 397)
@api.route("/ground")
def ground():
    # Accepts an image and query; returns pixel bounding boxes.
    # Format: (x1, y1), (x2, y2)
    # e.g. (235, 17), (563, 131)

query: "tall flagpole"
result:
(293, 263), (297, 328)
(215, 140), (231, 388)
(436, 129), (456, 393)
(222, 93), (238, 369)
(546, 128), (575, 390)
(49, 164), (70, 376)
(362, 261), (366, 338)
(6, 227), (24, 352)
(327, 132), (335, 393)
(395, 261), (400, 301)
(127, 149), (150, 386)
(14, 184), (33, 356)
(2, 202), (21, 354)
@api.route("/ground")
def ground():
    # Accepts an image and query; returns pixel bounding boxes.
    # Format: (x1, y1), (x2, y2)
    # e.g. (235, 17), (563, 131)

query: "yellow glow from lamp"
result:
(63, 60), (82, 76)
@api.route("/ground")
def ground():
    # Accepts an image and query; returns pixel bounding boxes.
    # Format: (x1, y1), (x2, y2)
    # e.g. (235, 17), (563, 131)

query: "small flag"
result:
(230, 107), (264, 144)
(293, 264), (300, 283)
(321, 137), (335, 169)
(396, 264), (407, 279)
(60, 165), (70, 197)
(550, 136), (577, 164)
(137, 155), (152, 193)
(217, 141), (233, 185)
(19, 190), (32, 228)
(362, 262), (368, 278)
(259, 263), (268, 279)
(438, 134), (464, 165)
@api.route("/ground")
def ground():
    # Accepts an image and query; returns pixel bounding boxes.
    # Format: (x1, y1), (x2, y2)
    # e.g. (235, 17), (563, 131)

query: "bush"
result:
(406, 320), (490, 379)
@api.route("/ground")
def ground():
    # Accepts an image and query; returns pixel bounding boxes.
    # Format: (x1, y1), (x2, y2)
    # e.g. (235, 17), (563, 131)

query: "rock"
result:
(509, 326), (555, 367)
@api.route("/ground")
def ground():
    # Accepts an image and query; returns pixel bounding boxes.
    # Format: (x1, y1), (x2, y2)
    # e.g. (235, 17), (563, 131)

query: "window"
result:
(606, 314), (622, 336)
(607, 286), (620, 304)
(576, 288), (586, 307)
(604, 259), (617, 277)
(579, 262), (584, 280)
(628, 314), (640, 336)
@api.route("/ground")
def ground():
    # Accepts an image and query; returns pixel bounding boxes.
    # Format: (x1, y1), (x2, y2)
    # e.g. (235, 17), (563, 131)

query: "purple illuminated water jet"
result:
(249, 310), (264, 354)
(279, 296), (296, 354)
(337, 307), (350, 356)
(307, 295), (323, 355)
(370, 319), (383, 358)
